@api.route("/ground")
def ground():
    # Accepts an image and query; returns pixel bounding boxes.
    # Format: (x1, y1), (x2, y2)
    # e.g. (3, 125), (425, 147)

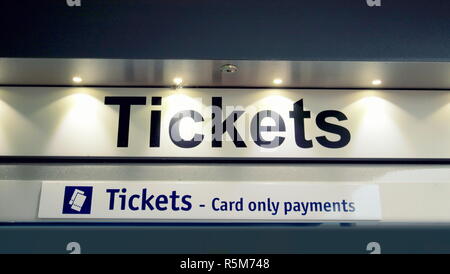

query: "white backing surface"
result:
(1, 87), (450, 158)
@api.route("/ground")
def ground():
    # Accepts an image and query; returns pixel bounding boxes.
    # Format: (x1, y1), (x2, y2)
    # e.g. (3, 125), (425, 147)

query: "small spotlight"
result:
(372, 79), (382, 86)
(173, 77), (183, 85)
(220, 64), (238, 73)
(273, 78), (283, 85)
(72, 76), (82, 83)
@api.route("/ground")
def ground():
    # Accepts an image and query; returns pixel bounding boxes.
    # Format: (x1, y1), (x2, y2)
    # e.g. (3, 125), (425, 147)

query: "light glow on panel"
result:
(348, 93), (409, 156)
(45, 91), (114, 155)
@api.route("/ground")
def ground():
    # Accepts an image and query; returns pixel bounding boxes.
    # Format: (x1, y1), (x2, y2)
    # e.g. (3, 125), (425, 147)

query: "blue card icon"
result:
(62, 186), (93, 214)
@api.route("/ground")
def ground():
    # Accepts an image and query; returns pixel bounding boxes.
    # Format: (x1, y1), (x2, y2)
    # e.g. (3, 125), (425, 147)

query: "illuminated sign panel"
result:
(0, 87), (448, 159)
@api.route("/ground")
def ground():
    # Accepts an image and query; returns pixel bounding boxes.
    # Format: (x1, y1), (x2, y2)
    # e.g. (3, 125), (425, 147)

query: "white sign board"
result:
(38, 181), (381, 221)
(0, 87), (449, 159)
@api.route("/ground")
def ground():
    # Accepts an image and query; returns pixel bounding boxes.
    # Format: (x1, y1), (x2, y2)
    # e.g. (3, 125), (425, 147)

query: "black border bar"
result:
(0, 156), (450, 164)
(1, 84), (450, 91)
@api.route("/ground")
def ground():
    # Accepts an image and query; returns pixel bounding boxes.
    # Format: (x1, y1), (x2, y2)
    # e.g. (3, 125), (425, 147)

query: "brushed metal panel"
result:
(1, 58), (449, 89)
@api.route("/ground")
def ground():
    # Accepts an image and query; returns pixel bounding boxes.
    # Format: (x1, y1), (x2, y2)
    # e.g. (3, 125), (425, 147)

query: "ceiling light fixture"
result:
(72, 76), (82, 83)
(372, 79), (382, 86)
(173, 77), (183, 85)
(273, 78), (283, 85)
(220, 64), (238, 73)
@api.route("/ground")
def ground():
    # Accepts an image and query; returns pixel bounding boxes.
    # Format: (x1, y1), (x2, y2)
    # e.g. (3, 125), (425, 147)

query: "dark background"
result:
(0, 0), (449, 60)
(1, 224), (450, 254)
